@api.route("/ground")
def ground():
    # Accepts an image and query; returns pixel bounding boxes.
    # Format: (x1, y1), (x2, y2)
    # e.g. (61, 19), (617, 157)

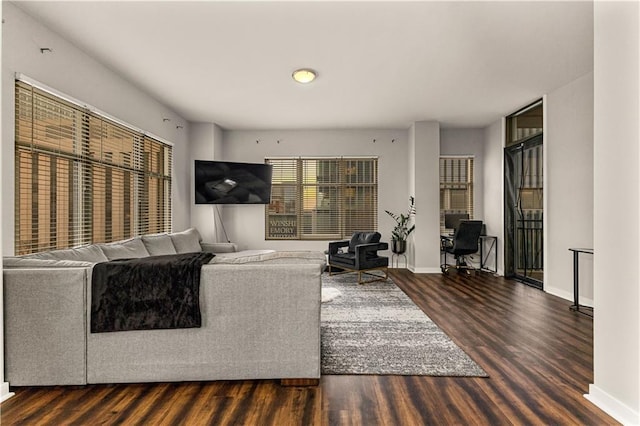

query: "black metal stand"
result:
(479, 235), (498, 273)
(568, 248), (594, 317)
(391, 253), (407, 268)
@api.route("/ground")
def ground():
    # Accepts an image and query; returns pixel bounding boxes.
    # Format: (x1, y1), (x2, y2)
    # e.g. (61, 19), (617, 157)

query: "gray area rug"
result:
(321, 273), (488, 377)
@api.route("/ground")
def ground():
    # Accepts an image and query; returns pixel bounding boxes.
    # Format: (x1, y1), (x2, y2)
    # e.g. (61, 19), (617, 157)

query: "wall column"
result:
(586, 2), (640, 424)
(409, 121), (441, 273)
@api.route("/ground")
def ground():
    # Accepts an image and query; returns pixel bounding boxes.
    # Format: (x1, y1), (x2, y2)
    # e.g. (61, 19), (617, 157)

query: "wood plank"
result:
(280, 378), (320, 387)
(0, 270), (618, 425)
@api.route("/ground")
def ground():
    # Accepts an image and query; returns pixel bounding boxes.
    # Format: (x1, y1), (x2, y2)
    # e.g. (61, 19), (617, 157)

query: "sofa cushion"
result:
(170, 228), (202, 253)
(200, 242), (238, 254)
(331, 252), (356, 266)
(25, 245), (108, 263)
(100, 238), (150, 260)
(3, 257), (94, 268)
(211, 250), (327, 266)
(210, 249), (276, 263)
(141, 234), (177, 256)
(348, 231), (381, 253)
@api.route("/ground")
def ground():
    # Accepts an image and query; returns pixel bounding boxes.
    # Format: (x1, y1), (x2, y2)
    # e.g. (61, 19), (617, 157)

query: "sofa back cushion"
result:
(100, 238), (150, 260)
(141, 234), (177, 256)
(348, 231), (381, 253)
(24, 244), (108, 263)
(170, 228), (202, 253)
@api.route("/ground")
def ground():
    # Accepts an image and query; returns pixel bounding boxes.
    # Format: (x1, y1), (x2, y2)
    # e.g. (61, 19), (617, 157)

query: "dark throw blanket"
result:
(91, 252), (214, 333)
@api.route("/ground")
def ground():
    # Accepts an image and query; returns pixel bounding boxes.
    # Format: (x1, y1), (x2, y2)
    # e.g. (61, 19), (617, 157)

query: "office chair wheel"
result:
(442, 266), (457, 275)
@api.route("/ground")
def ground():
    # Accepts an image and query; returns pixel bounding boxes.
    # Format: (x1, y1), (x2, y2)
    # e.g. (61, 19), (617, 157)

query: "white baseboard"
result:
(585, 384), (639, 425)
(0, 382), (14, 403)
(545, 286), (594, 307)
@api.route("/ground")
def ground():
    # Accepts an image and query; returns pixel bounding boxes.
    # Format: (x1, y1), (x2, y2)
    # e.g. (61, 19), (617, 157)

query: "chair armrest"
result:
(328, 240), (349, 256)
(440, 236), (453, 251)
(200, 242), (238, 254)
(354, 242), (388, 266)
(355, 242), (389, 252)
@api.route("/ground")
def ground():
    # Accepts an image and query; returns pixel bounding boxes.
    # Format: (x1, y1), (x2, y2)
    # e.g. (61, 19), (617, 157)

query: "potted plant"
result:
(385, 196), (416, 254)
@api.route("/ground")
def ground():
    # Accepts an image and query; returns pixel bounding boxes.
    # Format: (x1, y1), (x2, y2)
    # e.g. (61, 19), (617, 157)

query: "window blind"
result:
(266, 157), (378, 240)
(15, 80), (172, 255)
(439, 156), (474, 234)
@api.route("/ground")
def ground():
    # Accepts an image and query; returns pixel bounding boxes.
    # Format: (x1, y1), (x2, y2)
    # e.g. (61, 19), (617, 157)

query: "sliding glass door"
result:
(504, 134), (544, 288)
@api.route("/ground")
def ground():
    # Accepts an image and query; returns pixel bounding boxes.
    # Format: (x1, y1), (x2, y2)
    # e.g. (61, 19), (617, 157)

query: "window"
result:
(440, 156), (474, 233)
(15, 79), (172, 255)
(505, 100), (543, 147)
(265, 157), (378, 240)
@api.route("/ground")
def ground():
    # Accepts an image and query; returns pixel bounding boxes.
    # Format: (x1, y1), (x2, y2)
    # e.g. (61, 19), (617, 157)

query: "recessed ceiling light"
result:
(292, 68), (317, 84)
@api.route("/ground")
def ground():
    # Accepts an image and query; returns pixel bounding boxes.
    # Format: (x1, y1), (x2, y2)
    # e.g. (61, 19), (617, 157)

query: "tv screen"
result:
(195, 160), (273, 204)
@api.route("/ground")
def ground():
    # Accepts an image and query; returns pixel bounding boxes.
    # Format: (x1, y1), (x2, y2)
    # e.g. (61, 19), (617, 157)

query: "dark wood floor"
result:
(1, 270), (618, 425)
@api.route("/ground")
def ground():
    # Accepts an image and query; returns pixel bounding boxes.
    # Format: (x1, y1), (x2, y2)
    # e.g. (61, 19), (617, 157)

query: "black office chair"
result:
(441, 220), (483, 275)
(328, 231), (389, 284)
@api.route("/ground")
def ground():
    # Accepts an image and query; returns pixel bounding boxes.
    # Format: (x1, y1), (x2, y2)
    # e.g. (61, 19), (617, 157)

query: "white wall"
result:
(586, 2), (640, 424)
(215, 129), (408, 258)
(482, 120), (505, 275)
(1, 3), (191, 254)
(189, 122), (225, 242)
(545, 72), (594, 305)
(440, 128), (485, 221)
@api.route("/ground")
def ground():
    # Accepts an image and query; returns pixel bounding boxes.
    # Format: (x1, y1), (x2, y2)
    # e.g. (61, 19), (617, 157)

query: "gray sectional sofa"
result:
(2, 228), (326, 386)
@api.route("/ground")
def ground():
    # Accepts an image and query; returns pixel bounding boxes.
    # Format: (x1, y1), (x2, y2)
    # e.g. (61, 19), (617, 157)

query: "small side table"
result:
(568, 248), (594, 317)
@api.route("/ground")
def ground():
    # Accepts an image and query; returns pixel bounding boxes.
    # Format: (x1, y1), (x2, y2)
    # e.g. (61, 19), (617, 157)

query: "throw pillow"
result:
(170, 228), (203, 253)
(142, 234), (178, 256)
(100, 238), (150, 260)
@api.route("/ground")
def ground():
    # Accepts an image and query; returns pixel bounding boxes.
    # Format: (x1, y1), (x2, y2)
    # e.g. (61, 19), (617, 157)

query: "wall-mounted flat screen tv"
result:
(195, 160), (273, 204)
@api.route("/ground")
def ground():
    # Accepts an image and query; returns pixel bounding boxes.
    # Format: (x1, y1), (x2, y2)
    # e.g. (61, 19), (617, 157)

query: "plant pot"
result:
(391, 239), (406, 254)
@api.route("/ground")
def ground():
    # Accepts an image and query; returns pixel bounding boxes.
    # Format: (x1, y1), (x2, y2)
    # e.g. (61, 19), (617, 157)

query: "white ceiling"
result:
(14, 1), (594, 130)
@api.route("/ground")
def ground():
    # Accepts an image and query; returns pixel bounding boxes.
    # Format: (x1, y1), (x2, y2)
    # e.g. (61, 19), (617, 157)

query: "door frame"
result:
(504, 133), (544, 289)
